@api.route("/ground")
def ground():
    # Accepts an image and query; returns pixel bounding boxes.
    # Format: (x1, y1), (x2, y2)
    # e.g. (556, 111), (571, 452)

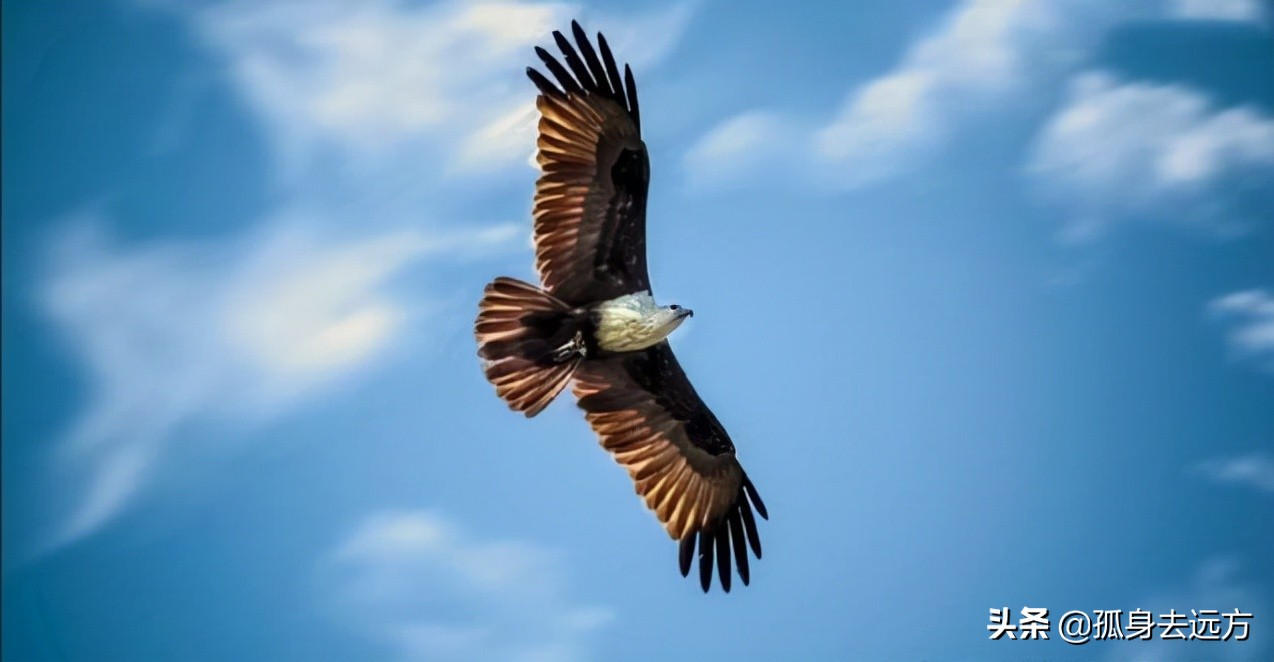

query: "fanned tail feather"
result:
(475, 277), (583, 417)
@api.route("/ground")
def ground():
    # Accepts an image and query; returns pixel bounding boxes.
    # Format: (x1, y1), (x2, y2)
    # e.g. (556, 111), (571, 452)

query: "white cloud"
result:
(813, 0), (1105, 188)
(191, 0), (691, 177)
(688, 0), (1141, 190)
(811, 69), (945, 189)
(455, 102), (541, 174)
(36, 0), (658, 555)
(1209, 289), (1274, 372)
(322, 510), (612, 661)
(1027, 73), (1274, 242)
(686, 0), (1270, 191)
(1173, 0), (1269, 23)
(682, 111), (800, 189)
(40, 215), (520, 550)
(1195, 452), (1274, 493)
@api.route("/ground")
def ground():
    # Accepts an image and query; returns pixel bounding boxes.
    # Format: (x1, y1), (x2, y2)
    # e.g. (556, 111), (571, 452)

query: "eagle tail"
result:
(475, 277), (584, 417)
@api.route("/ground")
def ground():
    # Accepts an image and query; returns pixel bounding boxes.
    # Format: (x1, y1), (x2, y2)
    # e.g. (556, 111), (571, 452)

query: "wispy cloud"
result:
(1113, 557), (1268, 661)
(322, 510), (611, 661)
(1025, 72), (1274, 243)
(1209, 289), (1274, 373)
(811, 0), (1115, 189)
(687, 0), (1134, 190)
(1173, 0), (1269, 23)
(684, 0), (1269, 192)
(39, 215), (519, 551)
(34, 0), (688, 554)
(1195, 452), (1274, 494)
(681, 111), (800, 190)
(190, 0), (692, 178)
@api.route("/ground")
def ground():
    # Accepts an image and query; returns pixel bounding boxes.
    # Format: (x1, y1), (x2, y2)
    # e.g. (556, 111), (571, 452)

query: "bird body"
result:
(474, 21), (767, 592)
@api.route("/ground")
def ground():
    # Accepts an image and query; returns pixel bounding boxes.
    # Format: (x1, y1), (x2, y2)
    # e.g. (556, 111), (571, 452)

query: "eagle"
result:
(474, 21), (767, 593)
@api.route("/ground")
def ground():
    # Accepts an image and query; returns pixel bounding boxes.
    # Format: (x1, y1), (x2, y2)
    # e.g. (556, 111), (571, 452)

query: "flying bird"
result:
(474, 21), (767, 592)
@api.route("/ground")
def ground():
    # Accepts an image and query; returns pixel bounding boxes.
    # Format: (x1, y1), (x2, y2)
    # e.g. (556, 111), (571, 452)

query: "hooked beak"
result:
(677, 308), (694, 319)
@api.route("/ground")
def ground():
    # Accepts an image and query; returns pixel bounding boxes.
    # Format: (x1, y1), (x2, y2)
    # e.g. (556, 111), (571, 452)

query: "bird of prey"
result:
(474, 21), (767, 592)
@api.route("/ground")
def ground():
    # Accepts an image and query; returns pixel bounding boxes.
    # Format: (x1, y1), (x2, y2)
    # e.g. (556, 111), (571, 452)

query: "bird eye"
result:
(670, 305), (681, 310)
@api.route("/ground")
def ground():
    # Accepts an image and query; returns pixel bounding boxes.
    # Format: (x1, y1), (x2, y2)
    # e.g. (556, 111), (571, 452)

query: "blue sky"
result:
(3, 0), (1272, 659)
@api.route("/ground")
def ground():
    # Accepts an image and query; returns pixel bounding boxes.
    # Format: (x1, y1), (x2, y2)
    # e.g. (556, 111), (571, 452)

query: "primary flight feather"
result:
(474, 21), (768, 593)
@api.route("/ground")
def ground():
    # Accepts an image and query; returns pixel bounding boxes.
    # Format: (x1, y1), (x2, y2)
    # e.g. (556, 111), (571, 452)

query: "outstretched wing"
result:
(526, 21), (650, 306)
(572, 342), (768, 592)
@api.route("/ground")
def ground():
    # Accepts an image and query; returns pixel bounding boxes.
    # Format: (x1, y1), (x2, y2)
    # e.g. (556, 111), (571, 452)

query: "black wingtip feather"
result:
(678, 491), (767, 592)
(528, 22), (640, 132)
(526, 67), (562, 97)
(698, 529), (714, 592)
(677, 479), (770, 592)
(679, 535), (694, 577)
(623, 64), (640, 131)
(729, 510), (750, 586)
(596, 33), (626, 109)
(739, 497), (763, 560)
(534, 46), (582, 96)
(551, 30), (595, 92)
(571, 22), (611, 97)
(744, 476), (768, 520)
(715, 527), (732, 593)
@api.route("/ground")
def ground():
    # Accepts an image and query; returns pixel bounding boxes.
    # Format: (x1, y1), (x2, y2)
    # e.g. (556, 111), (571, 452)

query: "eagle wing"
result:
(526, 22), (651, 305)
(572, 342), (768, 592)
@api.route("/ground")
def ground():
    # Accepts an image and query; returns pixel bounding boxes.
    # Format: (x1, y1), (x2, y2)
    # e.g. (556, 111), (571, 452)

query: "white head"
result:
(594, 293), (694, 352)
(652, 303), (694, 336)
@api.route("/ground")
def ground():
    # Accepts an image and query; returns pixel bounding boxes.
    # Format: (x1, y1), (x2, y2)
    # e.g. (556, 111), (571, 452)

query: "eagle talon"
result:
(551, 331), (586, 362)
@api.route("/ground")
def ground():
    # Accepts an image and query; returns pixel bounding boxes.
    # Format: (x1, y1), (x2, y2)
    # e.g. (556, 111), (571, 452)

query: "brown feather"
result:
(526, 29), (649, 304)
(569, 348), (766, 591)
